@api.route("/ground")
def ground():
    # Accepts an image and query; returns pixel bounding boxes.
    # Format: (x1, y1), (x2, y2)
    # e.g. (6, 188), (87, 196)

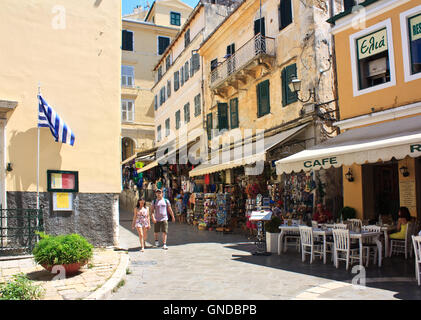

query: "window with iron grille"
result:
(121, 65), (134, 87)
(122, 30), (133, 51)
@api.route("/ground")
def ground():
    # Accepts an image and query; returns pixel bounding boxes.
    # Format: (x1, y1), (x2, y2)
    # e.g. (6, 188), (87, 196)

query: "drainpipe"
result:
(329, 0), (340, 135)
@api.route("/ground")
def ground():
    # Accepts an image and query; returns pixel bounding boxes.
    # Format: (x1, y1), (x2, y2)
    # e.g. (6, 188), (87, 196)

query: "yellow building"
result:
(277, 0), (421, 222)
(121, 0), (193, 162)
(188, 0), (340, 212)
(0, 0), (121, 246)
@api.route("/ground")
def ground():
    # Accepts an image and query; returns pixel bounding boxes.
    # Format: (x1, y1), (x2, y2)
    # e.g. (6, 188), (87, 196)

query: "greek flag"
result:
(38, 94), (75, 146)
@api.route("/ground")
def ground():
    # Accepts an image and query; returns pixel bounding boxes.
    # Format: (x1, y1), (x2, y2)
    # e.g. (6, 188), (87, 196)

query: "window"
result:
(158, 36), (170, 55)
(170, 12), (181, 26)
(211, 58), (218, 71)
(190, 56), (194, 77)
(121, 100), (135, 122)
(217, 103), (229, 131)
(211, 58), (218, 82)
(122, 30), (133, 51)
(401, 7), (421, 82)
(409, 14), (421, 75)
(184, 61), (189, 82)
(343, 0), (355, 12)
(194, 94), (201, 117)
(175, 110), (181, 129)
(206, 113), (213, 140)
(167, 80), (171, 98)
(157, 125), (162, 142)
(229, 98), (239, 129)
(184, 103), (190, 123)
(159, 87), (166, 106)
(158, 65), (163, 81)
(281, 63), (297, 106)
(174, 71), (180, 91)
(154, 95), (158, 110)
(121, 65), (134, 87)
(185, 29), (191, 48)
(180, 66), (185, 86)
(257, 79), (270, 117)
(166, 55), (171, 71)
(278, 0), (293, 31)
(350, 19), (395, 96)
(165, 118), (170, 137)
(192, 53), (200, 73)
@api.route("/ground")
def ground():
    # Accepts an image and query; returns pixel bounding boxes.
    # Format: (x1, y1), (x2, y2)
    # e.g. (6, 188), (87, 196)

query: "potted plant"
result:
(339, 206), (356, 221)
(32, 232), (93, 276)
(264, 216), (282, 253)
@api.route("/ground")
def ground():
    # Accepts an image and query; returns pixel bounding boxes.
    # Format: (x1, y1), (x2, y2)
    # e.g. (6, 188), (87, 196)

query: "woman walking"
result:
(131, 198), (150, 252)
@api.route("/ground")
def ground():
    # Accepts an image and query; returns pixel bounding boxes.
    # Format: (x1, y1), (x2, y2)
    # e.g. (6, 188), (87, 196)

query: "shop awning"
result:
(276, 115), (421, 174)
(137, 160), (159, 173)
(121, 154), (137, 165)
(189, 123), (309, 177)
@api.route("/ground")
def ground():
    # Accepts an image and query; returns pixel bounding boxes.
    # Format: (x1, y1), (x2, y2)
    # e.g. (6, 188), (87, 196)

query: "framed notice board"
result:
(47, 170), (79, 193)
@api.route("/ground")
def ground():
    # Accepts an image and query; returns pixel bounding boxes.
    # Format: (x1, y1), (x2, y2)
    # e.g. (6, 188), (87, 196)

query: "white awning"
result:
(276, 115), (421, 174)
(137, 160), (159, 173)
(189, 123), (309, 177)
(121, 154), (137, 165)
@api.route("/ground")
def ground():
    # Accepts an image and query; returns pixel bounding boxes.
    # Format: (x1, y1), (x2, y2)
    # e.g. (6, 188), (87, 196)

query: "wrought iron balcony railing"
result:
(210, 34), (275, 89)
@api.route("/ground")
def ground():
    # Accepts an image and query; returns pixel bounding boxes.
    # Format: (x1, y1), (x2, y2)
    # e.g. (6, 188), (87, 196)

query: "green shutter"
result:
(281, 67), (287, 107)
(257, 80), (270, 117)
(194, 94), (201, 116)
(217, 103), (229, 130)
(176, 110), (180, 129)
(174, 71), (179, 91)
(207, 113), (213, 140)
(230, 98), (239, 129)
(285, 64), (297, 105)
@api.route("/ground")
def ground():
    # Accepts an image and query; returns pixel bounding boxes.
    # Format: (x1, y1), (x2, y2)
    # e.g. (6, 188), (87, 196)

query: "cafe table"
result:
(348, 230), (383, 267)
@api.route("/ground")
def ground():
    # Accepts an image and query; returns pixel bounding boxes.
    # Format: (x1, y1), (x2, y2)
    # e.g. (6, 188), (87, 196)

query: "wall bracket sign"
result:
(47, 170), (79, 193)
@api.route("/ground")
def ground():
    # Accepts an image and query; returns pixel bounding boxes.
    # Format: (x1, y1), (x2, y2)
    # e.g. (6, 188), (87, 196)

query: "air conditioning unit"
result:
(368, 57), (387, 77)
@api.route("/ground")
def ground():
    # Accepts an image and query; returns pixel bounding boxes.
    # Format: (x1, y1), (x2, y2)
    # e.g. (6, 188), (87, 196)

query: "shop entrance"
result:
(362, 161), (400, 221)
(416, 157), (421, 221)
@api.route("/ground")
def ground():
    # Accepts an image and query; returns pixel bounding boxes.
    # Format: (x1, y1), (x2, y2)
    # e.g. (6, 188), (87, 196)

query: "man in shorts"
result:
(150, 189), (175, 250)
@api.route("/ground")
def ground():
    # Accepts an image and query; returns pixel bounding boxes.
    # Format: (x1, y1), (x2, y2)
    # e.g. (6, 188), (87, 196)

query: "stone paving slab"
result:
(0, 248), (127, 300)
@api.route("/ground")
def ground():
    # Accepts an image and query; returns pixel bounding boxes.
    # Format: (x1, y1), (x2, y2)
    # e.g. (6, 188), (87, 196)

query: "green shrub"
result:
(264, 216), (282, 233)
(339, 206), (356, 221)
(0, 273), (44, 300)
(32, 232), (93, 266)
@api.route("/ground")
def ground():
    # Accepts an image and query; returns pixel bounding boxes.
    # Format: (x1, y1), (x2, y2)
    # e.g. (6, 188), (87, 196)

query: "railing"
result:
(0, 206), (44, 255)
(210, 34), (275, 88)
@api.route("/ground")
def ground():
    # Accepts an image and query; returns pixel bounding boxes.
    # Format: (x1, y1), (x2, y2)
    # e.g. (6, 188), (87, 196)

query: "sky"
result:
(122, 0), (200, 15)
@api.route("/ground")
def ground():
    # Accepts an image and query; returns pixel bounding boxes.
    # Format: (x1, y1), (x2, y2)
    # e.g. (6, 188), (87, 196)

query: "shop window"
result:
(158, 36), (170, 55)
(229, 98), (239, 129)
(174, 71), (179, 91)
(408, 13), (421, 75)
(281, 63), (297, 106)
(257, 79), (270, 117)
(121, 100), (134, 122)
(278, 0), (293, 31)
(217, 103), (229, 131)
(356, 28), (391, 90)
(170, 12), (181, 26)
(165, 118), (170, 137)
(184, 102), (190, 123)
(194, 94), (201, 117)
(121, 65), (134, 87)
(206, 113), (213, 140)
(157, 125), (161, 142)
(175, 110), (181, 129)
(122, 30), (133, 51)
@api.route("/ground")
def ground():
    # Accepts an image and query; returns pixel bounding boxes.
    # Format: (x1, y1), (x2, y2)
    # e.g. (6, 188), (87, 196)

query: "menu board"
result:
(47, 170), (78, 192)
(53, 192), (73, 211)
(399, 180), (416, 210)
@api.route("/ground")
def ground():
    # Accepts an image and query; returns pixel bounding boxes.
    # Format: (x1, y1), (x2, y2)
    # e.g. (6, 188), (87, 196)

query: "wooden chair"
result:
(362, 225), (381, 266)
(299, 226), (323, 263)
(347, 219), (362, 232)
(389, 222), (414, 259)
(412, 235), (421, 286)
(311, 220), (319, 229)
(333, 223), (348, 230)
(284, 230), (301, 253)
(332, 229), (365, 270)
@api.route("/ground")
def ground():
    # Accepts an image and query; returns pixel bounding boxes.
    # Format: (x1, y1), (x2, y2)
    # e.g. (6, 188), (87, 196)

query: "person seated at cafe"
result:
(389, 206), (411, 240)
(313, 203), (332, 223)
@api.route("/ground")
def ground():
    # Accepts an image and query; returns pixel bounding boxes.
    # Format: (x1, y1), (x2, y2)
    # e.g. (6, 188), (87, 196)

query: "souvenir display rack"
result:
(194, 192), (204, 223)
(216, 193), (231, 231)
(203, 193), (217, 228)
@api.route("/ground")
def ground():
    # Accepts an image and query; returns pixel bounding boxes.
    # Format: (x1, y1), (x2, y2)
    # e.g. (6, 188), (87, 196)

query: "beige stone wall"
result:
(0, 0), (121, 193)
(153, 0), (193, 28)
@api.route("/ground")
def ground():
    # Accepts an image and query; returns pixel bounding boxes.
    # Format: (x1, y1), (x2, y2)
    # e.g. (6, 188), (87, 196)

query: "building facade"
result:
(0, 0), (122, 246)
(121, 0), (193, 162)
(277, 0), (421, 221)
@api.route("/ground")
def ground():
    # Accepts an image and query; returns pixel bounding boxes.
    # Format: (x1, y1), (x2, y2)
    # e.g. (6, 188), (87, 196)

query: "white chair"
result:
(412, 235), (421, 286)
(333, 223), (348, 230)
(389, 222), (414, 259)
(332, 229), (365, 270)
(299, 226), (323, 263)
(347, 219), (362, 232)
(362, 225), (381, 266)
(311, 220), (319, 229)
(284, 230), (301, 253)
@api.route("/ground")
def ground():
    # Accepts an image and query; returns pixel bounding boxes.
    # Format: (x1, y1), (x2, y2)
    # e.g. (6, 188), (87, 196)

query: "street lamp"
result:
(399, 166), (409, 177)
(345, 168), (354, 182)
(288, 76), (315, 103)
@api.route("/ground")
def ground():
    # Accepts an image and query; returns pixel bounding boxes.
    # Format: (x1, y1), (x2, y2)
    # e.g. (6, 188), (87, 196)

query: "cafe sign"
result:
(303, 157), (338, 169)
(410, 14), (421, 42)
(357, 28), (388, 60)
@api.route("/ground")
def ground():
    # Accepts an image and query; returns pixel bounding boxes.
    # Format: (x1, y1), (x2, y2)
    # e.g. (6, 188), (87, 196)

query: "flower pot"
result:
(266, 232), (280, 253)
(42, 261), (87, 276)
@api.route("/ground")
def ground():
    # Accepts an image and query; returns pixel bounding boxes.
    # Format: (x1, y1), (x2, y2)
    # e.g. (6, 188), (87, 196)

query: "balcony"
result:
(210, 34), (276, 95)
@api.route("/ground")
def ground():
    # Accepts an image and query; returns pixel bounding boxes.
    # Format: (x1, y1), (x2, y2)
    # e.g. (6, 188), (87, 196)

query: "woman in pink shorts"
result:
(131, 198), (150, 252)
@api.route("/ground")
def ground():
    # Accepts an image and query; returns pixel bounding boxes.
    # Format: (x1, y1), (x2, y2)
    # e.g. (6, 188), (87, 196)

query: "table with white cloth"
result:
(349, 230), (383, 267)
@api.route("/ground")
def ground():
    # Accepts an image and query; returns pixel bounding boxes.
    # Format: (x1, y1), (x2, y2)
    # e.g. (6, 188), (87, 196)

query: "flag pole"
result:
(37, 84), (40, 211)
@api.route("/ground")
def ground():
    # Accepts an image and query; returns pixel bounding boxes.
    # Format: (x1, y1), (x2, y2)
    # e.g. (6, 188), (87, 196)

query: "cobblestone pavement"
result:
(110, 211), (421, 300)
(0, 248), (124, 300)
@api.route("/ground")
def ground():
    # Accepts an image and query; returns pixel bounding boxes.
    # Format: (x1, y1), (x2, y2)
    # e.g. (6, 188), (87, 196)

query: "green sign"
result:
(410, 14), (421, 42)
(303, 157), (338, 169)
(357, 28), (388, 60)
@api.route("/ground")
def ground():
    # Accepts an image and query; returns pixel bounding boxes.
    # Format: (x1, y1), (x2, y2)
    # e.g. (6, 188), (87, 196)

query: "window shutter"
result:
(279, 0), (293, 30)
(180, 67), (184, 86)
(176, 110), (180, 129)
(194, 94), (201, 116)
(285, 64), (297, 105)
(257, 80), (270, 117)
(122, 30), (133, 51)
(344, 0), (355, 11)
(184, 103), (190, 123)
(185, 61), (189, 81)
(167, 80), (171, 98)
(230, 98), (239, 129)
(206, 113), (213, 140)
(174, 71), (179, 91)
(217, 103), (229, 130)
(154, 95), (158, 110)
(193, 53), (200, 72)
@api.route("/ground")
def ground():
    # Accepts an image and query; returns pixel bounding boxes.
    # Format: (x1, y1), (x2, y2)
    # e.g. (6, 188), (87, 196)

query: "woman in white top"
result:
(131, 198), (150, 252)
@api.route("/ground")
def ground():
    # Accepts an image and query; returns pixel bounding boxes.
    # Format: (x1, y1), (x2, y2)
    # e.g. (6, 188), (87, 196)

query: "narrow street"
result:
(110, 210), (421, 300)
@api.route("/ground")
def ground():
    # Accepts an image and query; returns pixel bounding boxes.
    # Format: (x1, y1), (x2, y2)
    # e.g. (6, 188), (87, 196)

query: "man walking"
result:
(150, 189), (175, 250)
